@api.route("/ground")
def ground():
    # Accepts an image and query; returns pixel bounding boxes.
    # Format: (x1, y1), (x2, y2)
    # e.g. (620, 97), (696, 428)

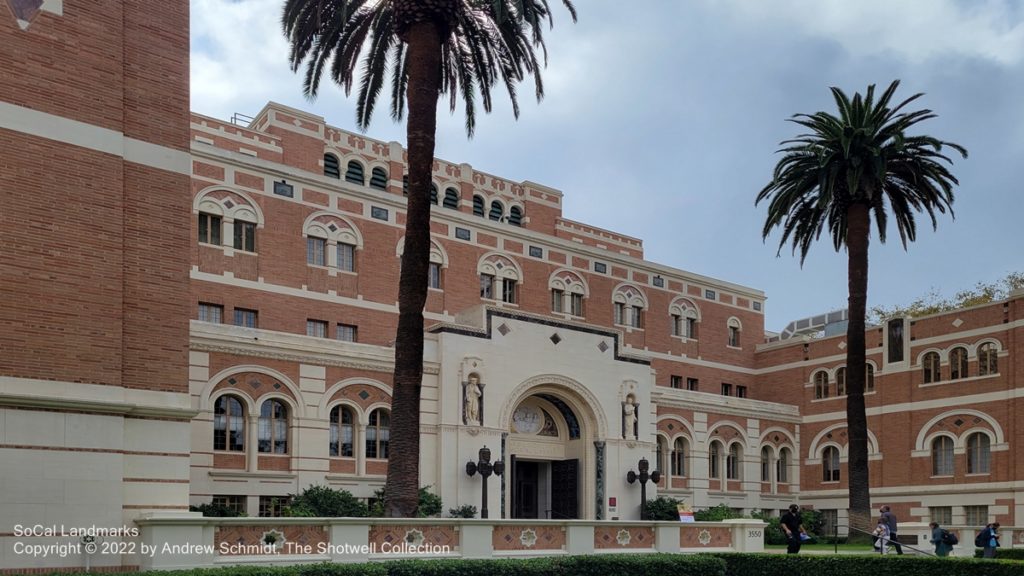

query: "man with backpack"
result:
(929, 522), (955, 556)
(976, 522), (1000, 558)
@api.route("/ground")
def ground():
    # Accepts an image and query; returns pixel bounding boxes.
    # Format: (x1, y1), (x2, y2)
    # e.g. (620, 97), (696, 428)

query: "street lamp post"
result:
(466, 445), (505, 519)
(626, 457), (661, 520)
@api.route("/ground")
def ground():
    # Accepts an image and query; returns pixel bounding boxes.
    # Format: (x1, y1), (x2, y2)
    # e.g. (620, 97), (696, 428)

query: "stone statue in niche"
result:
(464, 375), (483, 425)
(622, 395), (637, 440)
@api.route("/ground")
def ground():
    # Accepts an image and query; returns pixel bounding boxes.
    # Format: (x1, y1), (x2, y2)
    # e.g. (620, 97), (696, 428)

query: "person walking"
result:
(929, 522), (953, 557)
(879, 505), (903, 554)
(872, 517), (891, 554)
(780, 504), (808, 554)
(980, 522), (1000, 558)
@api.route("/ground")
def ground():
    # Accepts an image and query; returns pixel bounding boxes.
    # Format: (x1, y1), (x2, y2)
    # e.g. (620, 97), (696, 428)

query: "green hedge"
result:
(386, 555), (725, 576)
(972, 548), (1024, 560)
(715, 553), (1024, 576)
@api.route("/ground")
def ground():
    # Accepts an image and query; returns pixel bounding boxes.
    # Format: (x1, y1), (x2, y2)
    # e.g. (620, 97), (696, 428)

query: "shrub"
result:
(644, 496), (685, 521)
(368, 486), (443, 517)
(284, 484), (368, 518)
(386, 555), (725, 576)
(716, 552), (1024, 576)
(693, 503), (743, 522)
(188, 502), (245, 517)
(973, 548), (1024, 560)
(448, 504), (477, 518)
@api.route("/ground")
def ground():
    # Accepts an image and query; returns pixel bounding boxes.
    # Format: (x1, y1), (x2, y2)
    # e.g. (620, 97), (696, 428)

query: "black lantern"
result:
(627, 457), (662, 520)
(466, 445), (504, 519)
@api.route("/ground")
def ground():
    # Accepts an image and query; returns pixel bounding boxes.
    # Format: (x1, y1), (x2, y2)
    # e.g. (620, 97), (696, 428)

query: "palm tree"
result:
(757, 80), (966, 535)
(282, 0), (576, 517)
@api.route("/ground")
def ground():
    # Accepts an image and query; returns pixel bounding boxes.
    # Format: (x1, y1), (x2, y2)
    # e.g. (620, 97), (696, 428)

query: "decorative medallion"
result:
(698, 529), (712, 546)
(550, 333), (562, 345)
(497, 323), (511, 336)
(403, 529), (424, 547)
(616, 529), (631, 546)
(597, 341), (609, 353)
(512, 405), (543, 434)
(519, 528), (537, 548)
(260, 529), (287, 551)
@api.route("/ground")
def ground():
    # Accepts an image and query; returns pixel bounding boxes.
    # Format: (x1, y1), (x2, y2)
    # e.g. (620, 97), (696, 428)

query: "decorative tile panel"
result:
(215, 524), (328, 556)
(492, 525), (565, 551)
(680, 525), (731, 548)
(594, 525), (654, 549)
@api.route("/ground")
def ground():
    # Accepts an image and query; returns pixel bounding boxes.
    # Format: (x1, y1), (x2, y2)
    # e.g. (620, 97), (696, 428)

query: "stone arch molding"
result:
(499, 374), (609, 440)
(201, 365), (305, 418)
(706, 420), (748, 448)
(396, 236), (449, 266)
(194, 185), (265, 227)
(317, 377), (393, 419)
(806, 423), (880, 459)
(914, 409), (1004, 451)
(304, 211), (364, 248)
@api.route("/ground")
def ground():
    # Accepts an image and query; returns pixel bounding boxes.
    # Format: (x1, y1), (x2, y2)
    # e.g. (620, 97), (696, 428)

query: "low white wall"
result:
(135, 515), (766, 571)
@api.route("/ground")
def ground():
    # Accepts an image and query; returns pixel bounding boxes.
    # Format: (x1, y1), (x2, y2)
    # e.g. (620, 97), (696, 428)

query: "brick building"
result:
(2, 2), (1022, 572)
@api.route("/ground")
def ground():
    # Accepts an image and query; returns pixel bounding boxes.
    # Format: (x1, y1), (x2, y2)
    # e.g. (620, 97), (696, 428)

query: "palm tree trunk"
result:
(845, 202), (872, 538)
(384, 20), (443, 518)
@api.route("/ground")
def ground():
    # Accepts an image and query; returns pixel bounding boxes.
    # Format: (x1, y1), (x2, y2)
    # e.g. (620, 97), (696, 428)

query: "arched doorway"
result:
(500, 377), (606, 520)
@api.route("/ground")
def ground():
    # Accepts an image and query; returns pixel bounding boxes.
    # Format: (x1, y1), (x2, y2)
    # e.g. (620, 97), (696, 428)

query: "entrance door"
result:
(550, 458), (579, 519)
(513, 460), (539, 518)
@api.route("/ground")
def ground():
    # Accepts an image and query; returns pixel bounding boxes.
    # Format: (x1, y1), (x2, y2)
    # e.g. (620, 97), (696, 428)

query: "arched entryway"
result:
(498, 376), (607, 520)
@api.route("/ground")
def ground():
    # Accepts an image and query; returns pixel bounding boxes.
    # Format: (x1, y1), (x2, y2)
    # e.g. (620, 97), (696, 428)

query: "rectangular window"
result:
(705, 289), (716, 300)
(820, 510), (838, 536)
(630, 305), (644, 328)
(671, 314), (681, 336)
(594, 262), (607, 274)
(529, 245), (543, 258)
(307, 237), (326, 266)
(336, 323), (357, 342)
(370, 206), (389, 221)
(198, 213), (222, 245)
(337, 243), (355, 272)
(428, 262), (441, 289)
(736, 385), (747, 398)
(686, 378), (699, 391)
(930, 506), (952, 525)
(233, 308), (257, 328)
(670, 375), (683, 389)
(753, 301), (762, 312)
(652, 276), (664, 288)
(480, 274), (494, 299)
(685, 317), (697, 339)
(211, 495), (246, 515)
(964, 505), (988, 526)
(233, 220), (256, 252)
(259, 496), (289, 518)
(273, 180), (294, 197)
(721, 383), (732, 396)
(613, 302), (625, 325)
(306, 319), (328, 338)
(570, 293), (584, 316)
(198, 303), (223, 323)
(551, 289), (564, 313)
(502, 279), (517, 304)
(455, 227), (471, 241)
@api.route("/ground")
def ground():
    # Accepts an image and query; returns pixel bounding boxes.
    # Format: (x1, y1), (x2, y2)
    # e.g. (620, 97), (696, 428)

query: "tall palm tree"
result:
(282, 0), (576, 517)
(757, 80), (966, 535)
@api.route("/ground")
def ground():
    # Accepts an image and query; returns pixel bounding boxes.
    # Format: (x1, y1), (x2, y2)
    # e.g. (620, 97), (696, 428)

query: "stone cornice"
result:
(652, 388), (801, 423)
(0, 392), (198, 420)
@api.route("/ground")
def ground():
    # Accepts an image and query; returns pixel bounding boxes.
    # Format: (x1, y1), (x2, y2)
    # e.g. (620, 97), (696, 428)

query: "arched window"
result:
(727, 318), (742, 347)
(613, 285), (647, 329)
(932, 436), (954, 475)
(550, 270), (587, 318)
(213, 395), (245, 452)
(323, 154), (340, 179)
(836, 368), (847, 396)
(923, 352), (940, 383)
(726, 444), (741, 480)
(479, 253), (522, 304)
(978, 343), (998, 376)
(777, 448), (790, 483)
(967, 432), (991, 474)
(866, 364), (875, 392)
(949, 347), (968, 380)
(671, 438), (687, 477)
(813, 371), (829, 399)
(366, 408), (390, 459)
(473, 195), (485, 217)
(345, 160), (365, 185)
(443, 187), (459, 209)
(508, 206), (523, 226)
(669, 298), (699, 339)
(430, 183), (438, 205)
(655, 436), (667, 474)
(329, 405), (355, 457)
(822, 446), (840, 482)
(258, 399), (288, 454)
(760, 447), (771, 482)
(709, 441), (721, 479)
(489, 200), (504, 221)
(369, 167), (388, 190)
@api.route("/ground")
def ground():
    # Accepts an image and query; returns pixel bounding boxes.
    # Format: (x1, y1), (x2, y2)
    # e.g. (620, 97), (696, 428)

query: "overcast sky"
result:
(191, 0), (1024, 332)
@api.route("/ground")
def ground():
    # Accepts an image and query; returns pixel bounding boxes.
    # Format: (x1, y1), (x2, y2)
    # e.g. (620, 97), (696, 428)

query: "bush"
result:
(369, 486), (443, 517)
(284, 485), (368, 518)
(693, 503), (743, 522)
(448, 504), (477, 518)
(973, 548), (1024, 560)
(386, 555), (725, 576)
(717, 553), (1024, 576)
(188, 502), (245, 517)
(644, 496), (685, 521)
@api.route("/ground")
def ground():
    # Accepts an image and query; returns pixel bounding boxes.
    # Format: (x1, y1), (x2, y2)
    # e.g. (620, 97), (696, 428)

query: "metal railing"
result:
(834, 524), (935, 556)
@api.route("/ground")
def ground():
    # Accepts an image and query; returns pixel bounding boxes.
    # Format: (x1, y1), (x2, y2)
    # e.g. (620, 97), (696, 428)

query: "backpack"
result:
(942, 530), (958, 545)
(975, 529), (988, 548)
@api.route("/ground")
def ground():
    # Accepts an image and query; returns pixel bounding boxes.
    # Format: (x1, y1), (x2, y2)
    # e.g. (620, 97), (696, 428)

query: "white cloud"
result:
(712, 0), (1024, 65)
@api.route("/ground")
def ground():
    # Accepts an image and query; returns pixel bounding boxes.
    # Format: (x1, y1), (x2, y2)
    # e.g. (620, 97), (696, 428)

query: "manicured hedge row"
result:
(714, 553), (1024, 576)
(972, 548), (1024, 560)
(41, 552), (1024, 576)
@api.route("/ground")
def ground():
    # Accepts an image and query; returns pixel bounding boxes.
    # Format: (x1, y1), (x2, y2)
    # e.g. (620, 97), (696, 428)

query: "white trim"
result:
(0, 101), (190, 175)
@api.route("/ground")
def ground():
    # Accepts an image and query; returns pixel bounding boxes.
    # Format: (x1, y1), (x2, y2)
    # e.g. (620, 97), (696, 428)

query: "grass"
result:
(766, 542), (879, 553)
